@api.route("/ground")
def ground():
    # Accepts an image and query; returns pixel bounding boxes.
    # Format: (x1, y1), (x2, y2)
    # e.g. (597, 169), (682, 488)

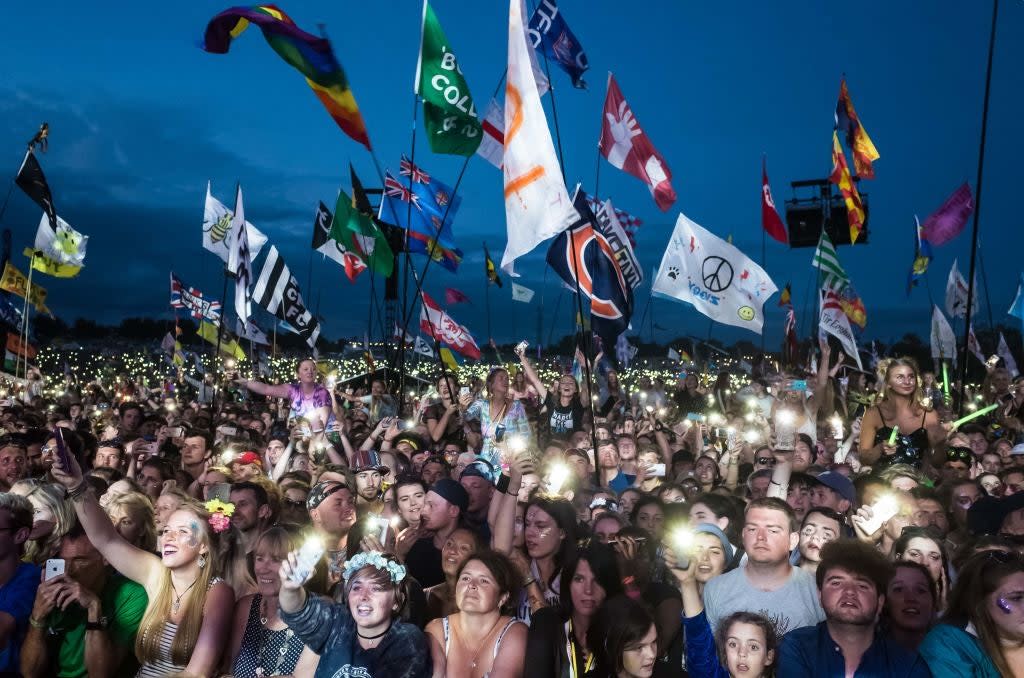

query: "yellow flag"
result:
(23, 247), (80, 278)
(439, 347), (459, 372)
(197, 320), (246, 361)
(0, 262), (50, 314)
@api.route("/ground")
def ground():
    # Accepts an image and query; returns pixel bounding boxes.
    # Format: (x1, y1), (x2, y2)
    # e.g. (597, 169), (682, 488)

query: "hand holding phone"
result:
(44, 559), (65, 581)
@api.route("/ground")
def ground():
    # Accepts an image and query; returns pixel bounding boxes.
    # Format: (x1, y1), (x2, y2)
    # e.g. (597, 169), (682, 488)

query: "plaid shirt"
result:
(281, 594), (430, 678)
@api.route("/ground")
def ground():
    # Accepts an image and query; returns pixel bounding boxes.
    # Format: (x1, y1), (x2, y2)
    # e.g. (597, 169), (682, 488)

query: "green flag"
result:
(331, 184), (394, 277)
(415, 1), (482, 156)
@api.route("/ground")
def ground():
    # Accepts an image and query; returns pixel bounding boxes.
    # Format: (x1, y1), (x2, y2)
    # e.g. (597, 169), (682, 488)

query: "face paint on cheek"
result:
(187, 521), (201, 549)
(997, 597), (1013, 614)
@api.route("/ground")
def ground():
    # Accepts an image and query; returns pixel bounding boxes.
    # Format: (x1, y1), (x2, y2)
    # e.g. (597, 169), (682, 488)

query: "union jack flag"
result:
(400, 155), (431, 184)
(384, 175), (422, 211)
(170, 273), (221, 321)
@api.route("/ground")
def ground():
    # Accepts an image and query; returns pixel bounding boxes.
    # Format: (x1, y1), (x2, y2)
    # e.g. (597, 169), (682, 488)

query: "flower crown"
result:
(343, 551), (407, 584)
(204, 498), (234, 534)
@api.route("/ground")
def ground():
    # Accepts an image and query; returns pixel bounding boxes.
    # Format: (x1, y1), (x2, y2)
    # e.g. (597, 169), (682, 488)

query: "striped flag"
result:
(812, 232), (849, 289)
(252, 245), (321, 348)
(228, 184), (252, 322)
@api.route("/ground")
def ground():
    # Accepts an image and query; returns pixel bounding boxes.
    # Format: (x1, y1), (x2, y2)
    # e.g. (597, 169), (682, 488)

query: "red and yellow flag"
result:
(835, 78), (880, 179)
(829, 132), (866, 244)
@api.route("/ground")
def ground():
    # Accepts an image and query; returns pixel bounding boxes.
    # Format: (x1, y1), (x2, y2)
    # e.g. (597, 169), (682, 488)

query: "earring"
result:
(198, 554), (207, 569)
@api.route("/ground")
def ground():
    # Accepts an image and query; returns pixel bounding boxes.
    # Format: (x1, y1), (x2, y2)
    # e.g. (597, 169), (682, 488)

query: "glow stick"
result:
(887, 427), (899, 446)
(941, 362), (950, 402)
(950, 403), (999, 429)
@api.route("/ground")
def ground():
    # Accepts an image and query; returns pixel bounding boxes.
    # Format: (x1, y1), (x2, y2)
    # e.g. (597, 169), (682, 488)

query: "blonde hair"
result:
(876, 357), (930, 412)
(11, 480), (75, 566)
(135, 501), (221, 666)
(105, 491), (157, 553)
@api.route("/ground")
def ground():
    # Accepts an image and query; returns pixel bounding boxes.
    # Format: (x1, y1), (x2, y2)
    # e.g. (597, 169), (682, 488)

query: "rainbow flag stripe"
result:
(202, 4), (370, 148)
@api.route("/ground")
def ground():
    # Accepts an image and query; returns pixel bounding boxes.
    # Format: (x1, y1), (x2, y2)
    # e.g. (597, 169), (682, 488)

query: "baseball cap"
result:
(231, 451), (263, 468)
(351, 450), (390, 475)
(429, 478), (469, 513)
(811, 471), (856, 504)
(692, 523), (735, 564)
(460, 458), (496, 482)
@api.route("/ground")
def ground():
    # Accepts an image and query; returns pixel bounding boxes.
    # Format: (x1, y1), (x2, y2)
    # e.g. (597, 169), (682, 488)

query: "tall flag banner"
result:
(444, 288), (471, 305)
(526, 0), (589, 88)
(829, 131), (866, 244)
(593, 198), (642, 290)
(228, 185), (252, 322)
(201, 5), (371, 148)
(820, 290), (863, 369)
(919, 183), (974, 247)
(834, 77), (880, 179)
(1009, 273), (1024, 333)
(778, 283), (792, 307)
(477, 99), (505, 169)
(170, 273), (222, 321)
(511, 282), (535, 303)
(30, 213), (88, 278)
(392, 324), (414, 346)
(419, 292), (481, 359)
(945, 258), (977, 319)
(439, 347), (460, 372)
(15, 151), (57, 230)
(599, 74), (676, 211)
(5, 333), (37, 373)
(501, 0), (579, 275)
(651, 211), (777, 334)
(930, 305), (957, 365)
(203, 182), (268, 264)
(197, 320), (246, 361)
(483, 243), (503, 288)
(546, 191), (634, 342)
(415, 1), (482, 156)
(380, 170), (463, 272)
(967, 325), (987, 366)
(812, 232), (851, 289)
(783, 306), (799, 366)
(761, 157), (788, 244)
(0, 263), (49, 314)
(998, 333), (1020, 378)
(586, 194), (643, 232)
(414, 335), (436, 357)
(907, 216), (932, 295)
(251, 245), (321, 347)
(236, 318), (270, 346)
(334, 169), (394, 277)
(311, 201), (367, 282)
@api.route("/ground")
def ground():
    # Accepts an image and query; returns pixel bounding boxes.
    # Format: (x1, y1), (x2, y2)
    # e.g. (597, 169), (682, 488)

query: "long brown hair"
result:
(135, 501), (221, 666)
(942, 550), (1024, 676)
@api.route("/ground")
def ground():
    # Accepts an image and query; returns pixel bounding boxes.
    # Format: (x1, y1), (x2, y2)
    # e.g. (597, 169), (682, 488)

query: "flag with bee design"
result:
(202, 181), (268, 264)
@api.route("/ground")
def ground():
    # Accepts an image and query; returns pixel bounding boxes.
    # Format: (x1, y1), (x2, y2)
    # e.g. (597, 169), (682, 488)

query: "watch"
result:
(85, 616), (108, 631)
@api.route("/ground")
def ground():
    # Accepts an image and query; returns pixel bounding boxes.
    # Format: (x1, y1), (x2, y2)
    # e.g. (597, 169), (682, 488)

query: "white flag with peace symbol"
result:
(652, 212), (778, 334)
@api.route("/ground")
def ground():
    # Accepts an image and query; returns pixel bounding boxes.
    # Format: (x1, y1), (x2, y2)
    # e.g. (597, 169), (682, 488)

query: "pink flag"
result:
(919, 182), (973, 246)
(444, 287), (471, 305)
(419, 292), (481, 360)
(599, 73), (676, 211)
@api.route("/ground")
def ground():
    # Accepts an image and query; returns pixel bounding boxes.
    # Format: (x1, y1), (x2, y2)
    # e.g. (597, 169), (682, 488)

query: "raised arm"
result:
(808, 337), (832, 416)
(51, 455), (161, 587)
(515, 346), (548, 402)
(236, 378), (290, 399)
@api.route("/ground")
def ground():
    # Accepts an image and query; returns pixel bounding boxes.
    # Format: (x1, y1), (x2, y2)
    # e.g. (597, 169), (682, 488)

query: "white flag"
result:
(967, 325), (986, 365)
(652, 212), (778, 334)
(34, 213), (88, 269)
(945, 258), (977, 318)
(998, 333), (1019, 378)
(203, 182), (268, 264)
(930, 305), (957, 365)
(500, 0), (578, 275)
(229, 185), (252, 323)
(236, 318), (269, 346)
(414, 336), (436, 357)
(476, 98), (504, 169)
(511, 281), (535, 303)
(667, 347), (680, 362)
(819, 289), (863, 369)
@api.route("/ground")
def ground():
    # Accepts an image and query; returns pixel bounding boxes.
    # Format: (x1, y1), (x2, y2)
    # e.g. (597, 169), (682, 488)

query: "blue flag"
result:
(546, 191), (633, 343)
(378, 160), (461, 250)
(1009, 272), (1024, 333)
(528, 0), (589, 88)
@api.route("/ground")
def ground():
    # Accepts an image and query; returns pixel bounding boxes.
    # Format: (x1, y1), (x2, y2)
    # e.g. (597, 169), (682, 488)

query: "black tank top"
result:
(873, 406), (929, 469)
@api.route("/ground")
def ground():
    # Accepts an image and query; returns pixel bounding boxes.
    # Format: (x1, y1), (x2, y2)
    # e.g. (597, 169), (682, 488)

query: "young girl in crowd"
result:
(52, 453), (234, 677)
(589, 595), (660, 678)
(279, 549), (431, 678)
(883, 561), (937, 652)
(424, 527), (483, 621)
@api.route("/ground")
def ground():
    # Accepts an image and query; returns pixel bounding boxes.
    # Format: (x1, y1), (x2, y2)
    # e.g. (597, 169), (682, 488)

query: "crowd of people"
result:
(0, 337), (1021, 677)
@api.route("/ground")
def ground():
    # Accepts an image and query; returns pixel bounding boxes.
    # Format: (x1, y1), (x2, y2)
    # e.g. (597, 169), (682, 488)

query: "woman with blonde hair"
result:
(10, 479), (75, 565)
(859, 357), (949, 469)
(51, 453), (234, 678)
(104, 490), (157, 553)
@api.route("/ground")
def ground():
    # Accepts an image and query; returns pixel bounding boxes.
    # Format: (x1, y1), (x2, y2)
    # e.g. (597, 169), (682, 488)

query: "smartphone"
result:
(220, 425), (238, 437)
(459, 387), (470, 398)
(494, 424), (506, 443)
(44, 558), (65, 581)
(515, 340), (529, 354)
(686, 412), (704, 422)
(167, 426), (185, 438)
(649, 463), (666, 477)
(790, 380), (808, 392)
(54, 428), (73, 474)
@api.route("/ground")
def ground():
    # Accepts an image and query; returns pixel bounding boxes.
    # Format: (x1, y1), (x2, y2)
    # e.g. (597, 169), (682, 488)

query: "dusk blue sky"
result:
(0, 1), (1020, 349)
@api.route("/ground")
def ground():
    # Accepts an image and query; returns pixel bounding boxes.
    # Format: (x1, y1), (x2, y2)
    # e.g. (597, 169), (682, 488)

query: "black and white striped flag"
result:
(228, 184), (252, 322)
(252, 245), (320, 348)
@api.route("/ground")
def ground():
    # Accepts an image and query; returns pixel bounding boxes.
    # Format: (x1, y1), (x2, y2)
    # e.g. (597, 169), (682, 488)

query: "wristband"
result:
(68, 480), (91, 500)
(495, 474), (511, 493)
(28, 617), (46, 630)
(522, 577), (536, 588)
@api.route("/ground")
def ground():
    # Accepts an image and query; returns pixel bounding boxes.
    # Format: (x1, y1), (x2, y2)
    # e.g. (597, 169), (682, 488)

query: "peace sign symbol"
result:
(702, 256), (734, 293)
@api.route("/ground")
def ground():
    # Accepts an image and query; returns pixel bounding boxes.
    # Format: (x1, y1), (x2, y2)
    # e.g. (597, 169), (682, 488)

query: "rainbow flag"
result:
(202, 4), (370, 148)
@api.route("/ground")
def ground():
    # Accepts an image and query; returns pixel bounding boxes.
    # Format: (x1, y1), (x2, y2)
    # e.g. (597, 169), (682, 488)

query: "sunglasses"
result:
(756, 457), (776, 466)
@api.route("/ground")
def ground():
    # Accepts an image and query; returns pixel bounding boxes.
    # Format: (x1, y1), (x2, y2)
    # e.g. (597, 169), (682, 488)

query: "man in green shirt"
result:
(21, 521), (147, 678)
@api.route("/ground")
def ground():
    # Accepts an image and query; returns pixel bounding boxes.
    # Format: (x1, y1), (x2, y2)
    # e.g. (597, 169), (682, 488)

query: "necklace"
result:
(456, 614), (503, 671)
(170, 577), (198, 614)
(357, 623), (392, 646)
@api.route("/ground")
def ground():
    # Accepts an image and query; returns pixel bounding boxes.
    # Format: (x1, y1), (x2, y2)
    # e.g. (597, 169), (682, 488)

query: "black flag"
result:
(15, 151), (57, 230)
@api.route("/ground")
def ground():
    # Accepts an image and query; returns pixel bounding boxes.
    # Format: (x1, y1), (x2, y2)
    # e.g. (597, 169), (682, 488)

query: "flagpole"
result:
(213, 265), (230, 411)
(17, 253), (35, 380)
(530, 3), (567, 180)
(958, 0), (999, 416)
(484, 242), (493, 345)
(976, 241), (995, 330)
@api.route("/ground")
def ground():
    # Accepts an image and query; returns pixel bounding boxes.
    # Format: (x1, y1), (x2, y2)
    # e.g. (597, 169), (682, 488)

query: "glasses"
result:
(756, 457), (776, 466)
(283, 499), (306, 508)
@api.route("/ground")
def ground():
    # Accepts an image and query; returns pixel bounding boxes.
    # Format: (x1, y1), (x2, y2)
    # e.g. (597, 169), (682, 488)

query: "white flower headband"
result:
(343, 551), (407, 584)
